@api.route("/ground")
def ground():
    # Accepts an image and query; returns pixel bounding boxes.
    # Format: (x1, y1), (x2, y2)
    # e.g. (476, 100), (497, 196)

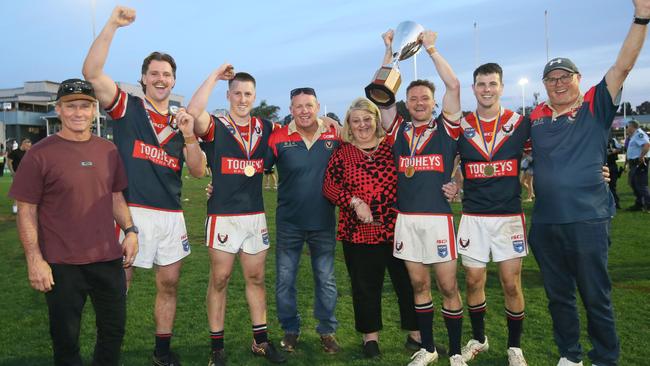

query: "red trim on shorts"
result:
(128, 203), (183, 212)
(208, 216), (217, 249)
(519, 213), (528, 254)
(207, 211), (264, 218)
(447, 215), (457, 259)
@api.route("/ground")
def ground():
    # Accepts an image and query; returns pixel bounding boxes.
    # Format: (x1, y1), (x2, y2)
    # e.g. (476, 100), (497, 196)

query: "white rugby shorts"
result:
(205, 212), (270, 254)
(457, 213), (528, 267)
(393, 213), (457, 264)
(118, 205), (191, 269)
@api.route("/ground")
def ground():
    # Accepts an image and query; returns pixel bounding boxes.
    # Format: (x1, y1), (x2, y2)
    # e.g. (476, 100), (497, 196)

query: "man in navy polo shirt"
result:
(266, 87), (341, 355)
(528, 1), (650, 365)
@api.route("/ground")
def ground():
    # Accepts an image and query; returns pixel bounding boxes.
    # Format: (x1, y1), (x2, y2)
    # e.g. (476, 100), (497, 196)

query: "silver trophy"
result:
(365, 21), (424, 107)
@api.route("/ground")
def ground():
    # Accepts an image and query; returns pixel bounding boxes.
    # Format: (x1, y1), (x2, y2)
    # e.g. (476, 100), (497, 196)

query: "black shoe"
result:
(280, 333), (299, 352)
(251, 340), (287, 363)
(626, 205), (643, 211)
(208, 349), (226, 366)
(405, 335), (421, 351)
(362, 340), (381, 358)
(152, 351), (181, 366)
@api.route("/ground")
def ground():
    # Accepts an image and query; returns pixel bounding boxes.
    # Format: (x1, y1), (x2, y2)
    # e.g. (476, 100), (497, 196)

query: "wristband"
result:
(184, 135), (198, 145)
(634, 17), (650, 25)
(426, 45), (437, 55)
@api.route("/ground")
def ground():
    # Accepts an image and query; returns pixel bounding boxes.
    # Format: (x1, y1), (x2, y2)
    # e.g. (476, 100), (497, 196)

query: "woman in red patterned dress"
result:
(323, 97), (420, 358)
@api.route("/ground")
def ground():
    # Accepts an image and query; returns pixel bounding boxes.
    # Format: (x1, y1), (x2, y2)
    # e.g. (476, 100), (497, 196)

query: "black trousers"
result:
(628, 160), (650, 208)
(45, 259), (126, 366)
(342, 241), (417, 333)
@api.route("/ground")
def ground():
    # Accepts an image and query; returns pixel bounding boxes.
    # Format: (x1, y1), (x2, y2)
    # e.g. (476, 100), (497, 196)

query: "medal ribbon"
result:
(224, 114), (253, 160)
(144, 97), (175, 129)
(406, 118), (434, 163)
(474, 108), (502, 160)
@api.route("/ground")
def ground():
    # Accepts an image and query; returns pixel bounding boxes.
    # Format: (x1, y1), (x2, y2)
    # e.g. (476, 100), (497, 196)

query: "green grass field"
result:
(0, 173), (648, 366)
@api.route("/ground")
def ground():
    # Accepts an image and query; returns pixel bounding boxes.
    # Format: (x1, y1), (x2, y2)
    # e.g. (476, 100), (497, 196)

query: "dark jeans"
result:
(275, 225), (338, 335)
(628, 160), (650, 208)
(342, 241), (417, 333)
(529, 220), (619, 366)
(46, 259), (127, 366)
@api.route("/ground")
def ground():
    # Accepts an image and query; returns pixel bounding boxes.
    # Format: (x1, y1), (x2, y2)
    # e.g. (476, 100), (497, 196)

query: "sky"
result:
(2, 0), (649, 119)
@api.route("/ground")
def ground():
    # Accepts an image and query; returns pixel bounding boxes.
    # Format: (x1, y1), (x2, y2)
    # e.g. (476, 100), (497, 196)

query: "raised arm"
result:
(605, 0), (650, 99)
(420, 31), (461, 118)
(82, 6), (136, 108)
(186, 64), (234, 136)
(175, 108), (206, 178)
(378, 29), (397, 130)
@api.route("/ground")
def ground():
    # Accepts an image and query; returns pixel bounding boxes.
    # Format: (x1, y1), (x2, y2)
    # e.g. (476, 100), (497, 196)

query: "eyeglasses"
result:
(542, 73), (576, 86)
(290, 87), (316, 98)
(60, 80), (94, 94)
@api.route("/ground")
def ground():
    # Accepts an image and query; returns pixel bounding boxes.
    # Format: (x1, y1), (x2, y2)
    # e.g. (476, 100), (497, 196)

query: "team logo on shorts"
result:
(512, 240), (524, 253)
(261, 228), (270, 246)
(459, 237), (470, 249)
(395, 241), (404, 253)
(181, 234), (190, 252)
(437, 244), (448, 258)
(217, 233), (229, 244)
(501, 124), (514, 133)
(464, 128), (476, 138)
(325, 140), (334, 150)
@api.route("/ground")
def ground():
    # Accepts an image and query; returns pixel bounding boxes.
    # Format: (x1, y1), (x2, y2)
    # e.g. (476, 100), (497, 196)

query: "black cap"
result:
(56, 79), (97, 102)
(543, 58), (579, 78)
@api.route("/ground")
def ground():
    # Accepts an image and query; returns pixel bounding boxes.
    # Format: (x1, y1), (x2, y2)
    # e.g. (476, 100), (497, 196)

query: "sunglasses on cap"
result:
(290, 87), (316, 99)
(60, 80), (94, 94)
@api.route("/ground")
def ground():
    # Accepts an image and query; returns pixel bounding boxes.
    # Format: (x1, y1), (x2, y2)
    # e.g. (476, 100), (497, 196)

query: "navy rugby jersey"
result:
(107, 88), (185, 211)
(530, 77), (616, 224)
(387, 114), (459, 214)
(458, 109), (529, 214)
(266, 122), (339, 230)
(201, 115), (273, 215)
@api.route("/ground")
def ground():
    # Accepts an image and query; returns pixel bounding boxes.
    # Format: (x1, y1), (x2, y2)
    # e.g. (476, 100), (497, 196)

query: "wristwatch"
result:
(124, 225), (139, 235)
(634, 16), (650, 25)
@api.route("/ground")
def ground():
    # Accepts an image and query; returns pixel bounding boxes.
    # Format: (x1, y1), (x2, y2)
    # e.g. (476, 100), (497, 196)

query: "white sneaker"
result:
(12, 203), (17, 214)
(507, 347), (528, 366)
(407, 348), (438, 366)
(449, 354), (468, 366)
(461, 336), (489, 361)
(557, 357), (583, 366)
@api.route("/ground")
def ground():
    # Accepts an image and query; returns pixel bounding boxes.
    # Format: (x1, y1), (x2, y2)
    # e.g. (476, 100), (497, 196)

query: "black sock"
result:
(506, 308), (524, 348)
(442, 307), (464, 356)
(252, 324), (269, 345)
(468, 301), (487, 343)
(415, 301), (436, 353)
(154, 333), (172, 357)
(210, 330), (224, 351)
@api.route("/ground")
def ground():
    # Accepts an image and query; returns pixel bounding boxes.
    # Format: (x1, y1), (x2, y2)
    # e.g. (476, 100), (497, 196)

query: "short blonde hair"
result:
(341, 97), (386, 144)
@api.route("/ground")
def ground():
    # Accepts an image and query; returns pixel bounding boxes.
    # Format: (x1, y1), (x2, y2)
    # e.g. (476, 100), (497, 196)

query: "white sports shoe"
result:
(407, 348), (438, 366)
(461, 336), (489, 361)
(507, 347), (528, 366)
(449, 354), (468, 366)
(557, 357), (583, 366)
(12, 203), (17, 214)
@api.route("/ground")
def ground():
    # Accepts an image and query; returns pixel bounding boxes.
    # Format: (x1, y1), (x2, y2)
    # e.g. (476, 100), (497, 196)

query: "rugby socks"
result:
(154, 333), (172, 357)
(414, 301), (436, 353)
(506, 308), (525, 348)
(210, 330), (225, 351)
(252, 323), (269, 345)
(468, 301), (487, 343)
(442, 307), (464, 356)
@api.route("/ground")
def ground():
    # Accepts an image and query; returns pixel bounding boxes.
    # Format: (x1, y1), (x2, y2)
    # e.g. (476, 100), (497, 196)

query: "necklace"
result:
(354, 138), (382, 162)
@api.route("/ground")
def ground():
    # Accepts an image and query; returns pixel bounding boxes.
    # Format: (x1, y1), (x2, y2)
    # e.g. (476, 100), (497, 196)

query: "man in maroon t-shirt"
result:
(9, 79), (138, 366)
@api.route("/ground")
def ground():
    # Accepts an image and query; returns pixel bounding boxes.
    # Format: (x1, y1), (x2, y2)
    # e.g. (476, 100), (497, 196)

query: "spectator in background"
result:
(625, 119), (650, 211)
(607, 131), (624, 209)
(7, 137), (32, 214)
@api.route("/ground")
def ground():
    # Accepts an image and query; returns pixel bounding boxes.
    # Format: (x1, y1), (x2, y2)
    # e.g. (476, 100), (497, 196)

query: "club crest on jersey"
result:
(437, 244), (448, 258)
(262, 228), (270, 246)
(226, 124), (237, 135)
(181, 234), (190, 252)
(512, 240), (524, 253)
(395, 241), (404, 253)
(403, 123), (412, 132)
(217, 233), (229, 244)
(501, 124), (514, 133)
(464, 127), (476, 138)
(255, 126), (262, 135)
(324, 140), (334, 150)
(282, 141), (298, 148)
(531, 118), (545, 127)
(459, 237), (470, 249)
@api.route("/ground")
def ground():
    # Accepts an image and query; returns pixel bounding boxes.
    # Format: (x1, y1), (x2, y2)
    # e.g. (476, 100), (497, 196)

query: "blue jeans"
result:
(275, 224), (338, 335)
(529, 219), (619, 366)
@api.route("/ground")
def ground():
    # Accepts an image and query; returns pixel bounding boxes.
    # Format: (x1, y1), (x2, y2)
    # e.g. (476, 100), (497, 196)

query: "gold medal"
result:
(244, 165), (256, 177)
(405, 165), (416, 178)
(483, 164), (495, 177)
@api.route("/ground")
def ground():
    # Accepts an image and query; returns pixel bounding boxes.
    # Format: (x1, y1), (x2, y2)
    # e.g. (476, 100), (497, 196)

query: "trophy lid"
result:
(393, 21), (424, 61)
